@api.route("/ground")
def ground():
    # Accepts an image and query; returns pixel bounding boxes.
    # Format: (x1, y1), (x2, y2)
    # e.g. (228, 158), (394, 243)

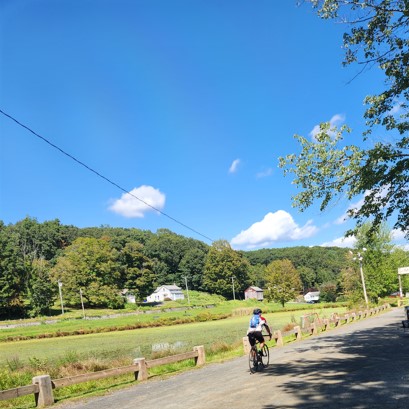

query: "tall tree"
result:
(280, 1), (409, 238)
(119, 241), (155, 301)
(0, 222), (26, 318)
(264, 259), (302, 307)
(298, 266), (316, 291)
(203, 240), (250, 299)
(247, 263), (268, 289)
(50, 237), (124, 308)
(319, 282), (338, 302)
(349, 222), (399, 302)
(178, 247), (208, 291)
(143, 229), (186, 284)
(28, 258), (55, 316)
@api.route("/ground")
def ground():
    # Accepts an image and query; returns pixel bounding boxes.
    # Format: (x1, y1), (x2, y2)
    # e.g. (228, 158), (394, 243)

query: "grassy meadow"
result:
(0, 297), (348, 409)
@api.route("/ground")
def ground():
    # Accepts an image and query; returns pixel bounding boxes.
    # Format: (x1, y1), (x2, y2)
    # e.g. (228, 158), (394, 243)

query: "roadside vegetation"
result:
(0, 294), (352, 409)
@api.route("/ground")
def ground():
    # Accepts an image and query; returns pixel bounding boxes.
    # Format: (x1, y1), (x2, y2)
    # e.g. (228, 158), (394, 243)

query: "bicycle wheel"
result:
(260, 344), (269, 368)
(248, 347), (259, 373)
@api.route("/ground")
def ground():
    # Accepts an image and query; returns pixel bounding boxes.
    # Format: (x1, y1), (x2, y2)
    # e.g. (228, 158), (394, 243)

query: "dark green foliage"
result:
(319, 282), (338, 303)
(242, 246), (349, 288)
(264, 259), (302, 307)
(203, 240), (250, 299)
(0, 216), (406, 318)
(143, 229), (209, 289)
(119, 241), (155, 301)
(28, 258), (56, 316)
(0, 221), (26, 318)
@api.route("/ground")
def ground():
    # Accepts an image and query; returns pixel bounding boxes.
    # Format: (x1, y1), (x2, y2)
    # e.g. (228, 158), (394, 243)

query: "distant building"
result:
(121, 289), (136, 303)
(304, 291), (320, 303)
(146, 285), (184, 302)
(244, 286), (264, 301)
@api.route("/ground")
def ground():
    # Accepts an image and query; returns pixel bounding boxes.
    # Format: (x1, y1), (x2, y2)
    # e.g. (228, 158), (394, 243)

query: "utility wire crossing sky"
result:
(0, 0), (407, 250)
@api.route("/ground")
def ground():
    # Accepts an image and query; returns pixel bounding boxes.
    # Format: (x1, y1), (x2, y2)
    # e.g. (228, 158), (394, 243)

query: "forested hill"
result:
(242, 246), (349, 285)
(1, 217), (350, 319)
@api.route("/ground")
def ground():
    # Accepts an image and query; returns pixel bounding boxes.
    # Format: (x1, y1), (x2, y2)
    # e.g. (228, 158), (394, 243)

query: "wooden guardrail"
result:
(0, 345), (205, 408)
(0, 384), (39, 401)
(243, 304), (391, 354)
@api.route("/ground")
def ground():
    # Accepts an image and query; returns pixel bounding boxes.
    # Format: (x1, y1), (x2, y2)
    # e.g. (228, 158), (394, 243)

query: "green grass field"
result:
(0, 302), (348, 409)
(0, 306), (346, 365)
(0, 299), (338, 342)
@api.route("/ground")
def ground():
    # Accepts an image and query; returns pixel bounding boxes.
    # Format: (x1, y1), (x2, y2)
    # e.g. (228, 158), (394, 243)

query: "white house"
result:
(304, 291), (320, 303)
(146, 285), (184, 302)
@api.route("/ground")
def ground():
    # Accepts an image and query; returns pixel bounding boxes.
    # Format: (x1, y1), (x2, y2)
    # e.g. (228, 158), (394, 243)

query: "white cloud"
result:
(229, 159), (241, 174)
(230, 210), (318, 249)
(320, 235), (356, 248)
(321, 227), (408, 249)
(109, 185), (165, 218)
(309, 113), (345, 140)
(256, 167), (274, 179)
(391, 229), (409, 250)
(391, 229), (407, 241)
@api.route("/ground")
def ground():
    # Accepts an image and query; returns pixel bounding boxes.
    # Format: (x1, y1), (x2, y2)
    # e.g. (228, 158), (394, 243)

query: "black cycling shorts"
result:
(248, 331), (264, 346)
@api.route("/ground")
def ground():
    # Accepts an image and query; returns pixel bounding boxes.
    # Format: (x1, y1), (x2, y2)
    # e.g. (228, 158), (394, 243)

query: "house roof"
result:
(305, 291), (320, 297)
(153, 285), (183, 293)
(245, 286), (263, 292)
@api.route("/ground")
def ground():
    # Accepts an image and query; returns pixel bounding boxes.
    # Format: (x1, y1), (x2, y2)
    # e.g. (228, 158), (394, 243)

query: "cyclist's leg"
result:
(260, 344), (269, 367)
(254, 332), (264, 353)
(249, 345), (259, 373)
(248, 333), (259, 373)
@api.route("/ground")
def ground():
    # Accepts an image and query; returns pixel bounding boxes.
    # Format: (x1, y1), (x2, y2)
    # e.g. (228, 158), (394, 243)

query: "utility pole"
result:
(57, 280), (64, 315)
(79, 288), (86, 318)
(350, 249), (369, 307)
(184, 276), (190, 306)
(232, 276), (236, 301)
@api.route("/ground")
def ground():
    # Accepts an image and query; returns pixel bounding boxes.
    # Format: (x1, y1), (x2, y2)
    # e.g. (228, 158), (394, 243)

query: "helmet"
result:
(253, 308), (262, 315)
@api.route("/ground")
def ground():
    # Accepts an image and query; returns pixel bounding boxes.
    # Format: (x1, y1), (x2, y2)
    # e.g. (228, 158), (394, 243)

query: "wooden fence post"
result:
(193, 346), (205, 366)
(32, 375), (54, 408)
(243, 336), (251, 354)
(133, 358), (148, 381)
(273, 330), (284, 347)
(310, 322), (318, 335)
(294, 326), (302, 341)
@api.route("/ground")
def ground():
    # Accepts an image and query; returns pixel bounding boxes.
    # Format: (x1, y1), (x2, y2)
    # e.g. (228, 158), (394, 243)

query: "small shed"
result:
(244, 286), (264, 301)
(146, 285), (185, 302)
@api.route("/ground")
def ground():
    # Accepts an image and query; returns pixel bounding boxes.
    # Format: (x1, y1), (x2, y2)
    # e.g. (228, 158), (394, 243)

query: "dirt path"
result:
(57, 307), (409, 409)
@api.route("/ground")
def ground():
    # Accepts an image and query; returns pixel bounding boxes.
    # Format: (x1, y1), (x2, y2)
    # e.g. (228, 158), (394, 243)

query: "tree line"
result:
(1, 217), (408, 319)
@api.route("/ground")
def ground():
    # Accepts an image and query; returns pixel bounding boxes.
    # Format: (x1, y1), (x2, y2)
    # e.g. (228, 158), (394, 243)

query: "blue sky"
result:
(1, 0), (407, 250)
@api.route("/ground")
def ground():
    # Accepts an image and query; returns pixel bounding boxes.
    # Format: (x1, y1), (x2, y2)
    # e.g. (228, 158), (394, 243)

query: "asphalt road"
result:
(58, 307), (409, 409)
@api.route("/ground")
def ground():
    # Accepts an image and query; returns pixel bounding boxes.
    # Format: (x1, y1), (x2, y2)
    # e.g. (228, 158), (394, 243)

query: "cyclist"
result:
(247, 308), (272, 356)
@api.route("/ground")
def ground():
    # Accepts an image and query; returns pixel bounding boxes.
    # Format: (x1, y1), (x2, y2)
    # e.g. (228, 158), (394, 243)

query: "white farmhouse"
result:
(304, 291), (320, 303)
(146, 285), (185, 302)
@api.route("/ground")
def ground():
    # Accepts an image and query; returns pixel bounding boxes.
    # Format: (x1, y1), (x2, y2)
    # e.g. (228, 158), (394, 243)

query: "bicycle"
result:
(248, 333), (270, 374)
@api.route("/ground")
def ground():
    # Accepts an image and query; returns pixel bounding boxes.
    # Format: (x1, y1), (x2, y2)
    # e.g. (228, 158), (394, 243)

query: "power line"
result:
(0, 108), (214, 243)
